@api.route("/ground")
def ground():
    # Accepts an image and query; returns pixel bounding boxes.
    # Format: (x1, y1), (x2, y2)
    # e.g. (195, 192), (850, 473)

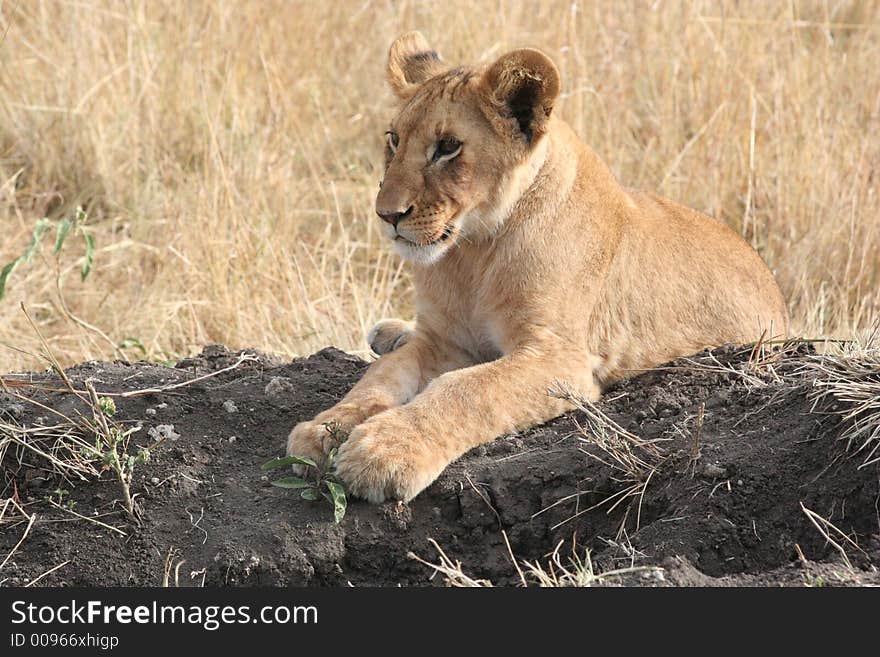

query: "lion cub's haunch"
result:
(286, 32), (788, 503)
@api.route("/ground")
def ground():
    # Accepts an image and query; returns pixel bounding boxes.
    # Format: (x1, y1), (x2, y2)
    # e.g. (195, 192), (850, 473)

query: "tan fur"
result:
(367, 318), (414, 355)
(286, 33), (789, 503)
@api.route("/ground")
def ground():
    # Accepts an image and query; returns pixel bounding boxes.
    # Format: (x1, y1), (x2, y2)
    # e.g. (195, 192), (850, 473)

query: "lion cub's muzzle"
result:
(377, 204), (414, 229)
(376, 199), (455, 249)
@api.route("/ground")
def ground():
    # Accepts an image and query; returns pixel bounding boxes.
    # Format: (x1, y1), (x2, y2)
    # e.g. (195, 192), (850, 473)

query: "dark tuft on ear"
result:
(387, 32), (447, 99)
(479, 48), (561, 144)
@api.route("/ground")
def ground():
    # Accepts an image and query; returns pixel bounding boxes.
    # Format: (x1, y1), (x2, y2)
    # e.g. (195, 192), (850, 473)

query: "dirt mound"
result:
(1, 345), (878, 587)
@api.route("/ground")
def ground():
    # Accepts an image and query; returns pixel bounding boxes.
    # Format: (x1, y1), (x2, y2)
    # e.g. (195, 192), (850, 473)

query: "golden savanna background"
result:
(1, 0), (878, 371)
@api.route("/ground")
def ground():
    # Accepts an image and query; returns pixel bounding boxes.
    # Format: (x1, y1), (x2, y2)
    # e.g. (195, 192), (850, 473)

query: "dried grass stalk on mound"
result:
(1, 309), (163, 520)
(2, 373), (102, 486)
(1, 313), (258, 523)
(540, 382), (668, 534)
(672, 339), (818, 389)
(409, 537), (662, 587)
(0, 419), (101, 484)
(0, 395), (146, 521)
(520, 540), (663, 587)
(408, 539), (494, 587)
(808, 330), (880, 468)
(0, 497), (36, 575)
(799, 502), (867, 570)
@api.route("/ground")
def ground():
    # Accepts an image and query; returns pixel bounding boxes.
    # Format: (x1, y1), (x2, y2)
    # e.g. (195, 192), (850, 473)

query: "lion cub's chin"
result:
(391, 234), (455, 265)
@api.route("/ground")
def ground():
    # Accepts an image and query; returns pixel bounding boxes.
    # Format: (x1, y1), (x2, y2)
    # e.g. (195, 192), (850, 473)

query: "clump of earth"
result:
(1, 344), (878, 586)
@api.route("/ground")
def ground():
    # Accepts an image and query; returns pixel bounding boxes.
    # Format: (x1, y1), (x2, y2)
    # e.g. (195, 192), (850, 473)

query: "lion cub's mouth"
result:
(394, 225), (454, 248)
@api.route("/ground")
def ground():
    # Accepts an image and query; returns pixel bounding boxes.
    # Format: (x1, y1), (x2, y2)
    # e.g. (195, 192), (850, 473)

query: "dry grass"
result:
(799, 502), (867, 569)
(408, 538), (495, 587)
(1, 1), (879, 370)
(808, 328), (880, 467)
(543, 382), (668, 534)
(409, 537), (662, 587)
(0, 496), (36, 578)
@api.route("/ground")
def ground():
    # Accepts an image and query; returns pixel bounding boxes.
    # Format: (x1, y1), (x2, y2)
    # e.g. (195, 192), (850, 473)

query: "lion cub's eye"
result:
(385, 131), (399, 153)
(432, 136), (462, 163)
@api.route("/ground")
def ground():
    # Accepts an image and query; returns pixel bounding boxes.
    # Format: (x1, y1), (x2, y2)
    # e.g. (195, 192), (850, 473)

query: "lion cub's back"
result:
(596, 189), (789, 380)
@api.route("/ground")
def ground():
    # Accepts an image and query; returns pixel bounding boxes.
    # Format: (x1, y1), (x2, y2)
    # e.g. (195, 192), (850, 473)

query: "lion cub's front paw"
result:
(285, 405), (363, 472)
(285, 420), (336, 473)
(333, 410), (446, 503)
(366, 318), (413, 355)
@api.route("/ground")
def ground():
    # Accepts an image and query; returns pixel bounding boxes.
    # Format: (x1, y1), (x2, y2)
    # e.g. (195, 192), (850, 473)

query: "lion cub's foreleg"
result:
(286, 334), (463, 467)
(334, 345), (597, 503)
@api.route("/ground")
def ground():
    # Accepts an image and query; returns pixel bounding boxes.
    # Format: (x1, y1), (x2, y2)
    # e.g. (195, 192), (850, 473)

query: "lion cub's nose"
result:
(377, 205), (414, 228)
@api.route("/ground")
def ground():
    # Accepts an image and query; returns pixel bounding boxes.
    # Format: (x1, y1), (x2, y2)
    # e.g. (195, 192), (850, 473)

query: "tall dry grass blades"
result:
(0, 496), (36, 577)
(799, 502), (867, 569)
(409, 537), (662, 587)
(0, 1), (879, 370)
(809, 329), (880, 468)
(407, 538), (494, 587)
(519, 540), (662, 587)
(547, 382), (667, 533)
(0, 418), (102, 483)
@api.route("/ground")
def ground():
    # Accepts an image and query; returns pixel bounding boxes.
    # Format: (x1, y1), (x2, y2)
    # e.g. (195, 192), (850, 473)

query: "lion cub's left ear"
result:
(387, 32), (447, 100)
(479, 49), (560, 144)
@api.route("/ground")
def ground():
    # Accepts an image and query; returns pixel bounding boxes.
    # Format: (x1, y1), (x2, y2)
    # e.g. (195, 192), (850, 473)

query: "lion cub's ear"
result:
(480, 49), (560, 144)
(387, 32), (447, 100)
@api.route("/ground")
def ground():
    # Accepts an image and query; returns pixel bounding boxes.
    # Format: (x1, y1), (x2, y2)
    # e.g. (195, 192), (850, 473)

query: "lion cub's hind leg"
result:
(367, 318), (414, 355)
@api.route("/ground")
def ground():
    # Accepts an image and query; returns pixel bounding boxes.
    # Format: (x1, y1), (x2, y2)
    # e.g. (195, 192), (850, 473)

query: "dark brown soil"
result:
(1, 344), (878, 587)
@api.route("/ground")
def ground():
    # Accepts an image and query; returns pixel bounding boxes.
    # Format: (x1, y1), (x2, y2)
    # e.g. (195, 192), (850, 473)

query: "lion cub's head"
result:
(376, 32), (560, 264)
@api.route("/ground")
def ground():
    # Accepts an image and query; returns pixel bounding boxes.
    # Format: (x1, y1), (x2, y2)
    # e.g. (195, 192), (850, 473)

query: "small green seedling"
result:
(0, 207), (95, 301)
(78, 383), (163, 519)
(3, 209), (142, 362)
(118, 337), (147, 357)
(262, 422), (348, 523)
(46, 488), (75, 510)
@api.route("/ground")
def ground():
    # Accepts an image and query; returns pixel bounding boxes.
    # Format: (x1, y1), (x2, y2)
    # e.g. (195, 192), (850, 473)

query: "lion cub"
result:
(286, 32), (788, 503)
